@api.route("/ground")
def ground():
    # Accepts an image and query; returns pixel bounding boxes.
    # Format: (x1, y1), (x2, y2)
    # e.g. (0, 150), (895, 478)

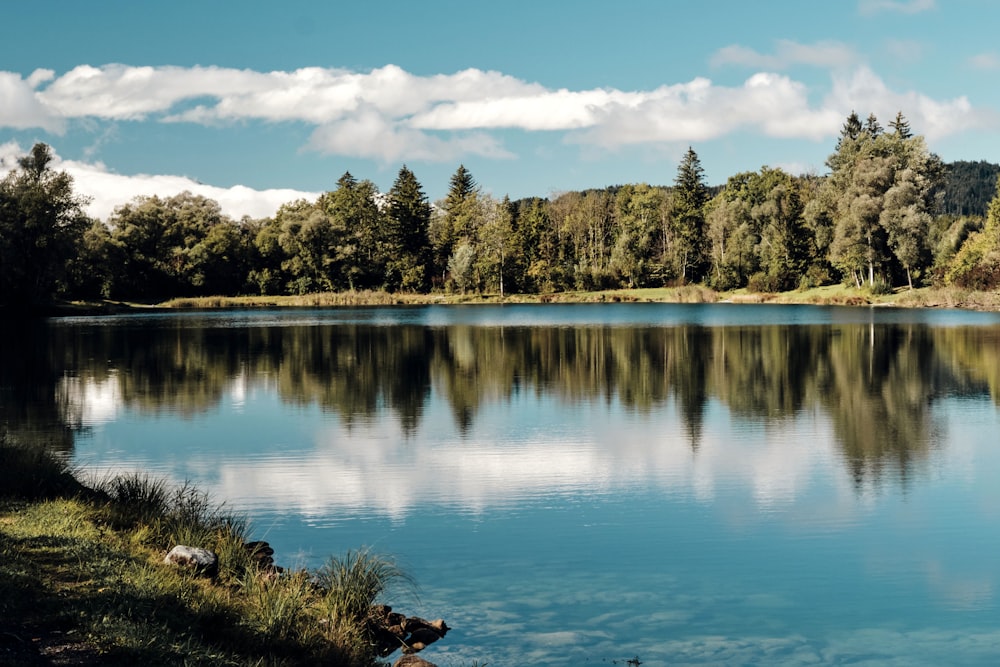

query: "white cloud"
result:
(711, 39), (860, 70)
(568, 73), (842, 147)
(827, 66), (994, 140)
(0, 141), (318, 220)
(969, 52), (1000, 70)
(0, 71), (64, 132)
(63, 160), (319, 220)
(308, 105), (515, 163)
(2, 61), (994, 166)
(858, 0), (935, 14)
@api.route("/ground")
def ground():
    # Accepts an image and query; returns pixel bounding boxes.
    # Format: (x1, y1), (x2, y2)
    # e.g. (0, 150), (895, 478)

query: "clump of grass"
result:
(97, 471), (170, 529)
(240, 569), (315, 644)
(314, 549), (418, 624)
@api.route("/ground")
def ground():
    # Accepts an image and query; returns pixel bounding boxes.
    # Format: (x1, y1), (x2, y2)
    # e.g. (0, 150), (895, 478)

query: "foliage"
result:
(0, 143), (90, 307)
(940, 160), (1000, 217)
(817, 111), (944, 289)
(3, 128), (999, 305)
(944, 174), (1000, 289)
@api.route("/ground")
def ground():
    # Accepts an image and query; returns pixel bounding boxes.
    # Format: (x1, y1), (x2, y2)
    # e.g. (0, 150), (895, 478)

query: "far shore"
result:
(41, 284), (1000, 316)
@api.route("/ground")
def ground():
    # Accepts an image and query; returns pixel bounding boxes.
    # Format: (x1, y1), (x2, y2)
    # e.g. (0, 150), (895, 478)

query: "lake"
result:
(5, 303), (1000, 666)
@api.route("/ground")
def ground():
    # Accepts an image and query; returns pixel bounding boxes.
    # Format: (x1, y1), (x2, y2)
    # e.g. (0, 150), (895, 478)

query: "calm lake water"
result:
(5, 303), (1000, 665)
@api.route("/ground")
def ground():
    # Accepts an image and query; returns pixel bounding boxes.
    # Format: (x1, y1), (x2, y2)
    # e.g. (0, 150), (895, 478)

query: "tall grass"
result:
(314, 549), (418, 622)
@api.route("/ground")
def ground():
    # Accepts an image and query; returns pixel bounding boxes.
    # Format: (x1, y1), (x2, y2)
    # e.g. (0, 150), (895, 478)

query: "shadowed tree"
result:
(0, 143), (90, 307)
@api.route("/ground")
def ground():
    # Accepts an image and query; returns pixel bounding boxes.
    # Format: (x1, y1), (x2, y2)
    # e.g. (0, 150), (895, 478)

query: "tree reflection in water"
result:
(3, 311), (998, 489)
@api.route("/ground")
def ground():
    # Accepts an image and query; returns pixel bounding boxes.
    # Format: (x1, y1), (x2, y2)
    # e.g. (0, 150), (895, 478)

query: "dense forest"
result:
(2, 111), (1000, 308)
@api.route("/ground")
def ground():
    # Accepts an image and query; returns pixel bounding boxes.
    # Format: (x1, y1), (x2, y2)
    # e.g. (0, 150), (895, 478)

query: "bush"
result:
(867, 275), (894, 296)
(747, 271), (782, 293)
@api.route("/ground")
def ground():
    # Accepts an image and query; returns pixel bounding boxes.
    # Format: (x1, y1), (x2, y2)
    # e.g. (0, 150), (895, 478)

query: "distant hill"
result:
(941, 160), (1000, 217)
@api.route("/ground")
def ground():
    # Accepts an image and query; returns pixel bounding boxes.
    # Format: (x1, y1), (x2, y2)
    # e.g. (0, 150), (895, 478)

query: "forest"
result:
(2, 111), (999, 308)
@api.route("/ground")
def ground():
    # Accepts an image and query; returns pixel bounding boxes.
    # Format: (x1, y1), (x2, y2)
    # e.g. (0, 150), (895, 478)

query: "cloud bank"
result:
(0, 141), (318, 220)
(0, 59), (990, 165)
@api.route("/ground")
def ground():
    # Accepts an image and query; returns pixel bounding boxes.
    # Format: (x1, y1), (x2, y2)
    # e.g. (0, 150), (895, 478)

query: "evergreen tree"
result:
(864, 113), (883, 138)
(386, 165), (432, 292)
(433, 165), (480, 284)
(670, 147), (710, 282)
(318, 171), (385, 290)
(889, 111), (912, 139)
(834, 111), (863, 153)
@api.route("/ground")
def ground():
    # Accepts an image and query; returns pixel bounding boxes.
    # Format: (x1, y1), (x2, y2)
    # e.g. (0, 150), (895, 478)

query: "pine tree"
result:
(889, 111), (912, 139)
(864, 112), (883, 138)
(670, 147), (710, 282)
(386, 165), (432, 292)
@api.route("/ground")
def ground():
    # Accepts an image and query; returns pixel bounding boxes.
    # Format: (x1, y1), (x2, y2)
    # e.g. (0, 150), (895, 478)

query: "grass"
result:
(57, 282), (1000, 314)
(0, 435), (415, 666)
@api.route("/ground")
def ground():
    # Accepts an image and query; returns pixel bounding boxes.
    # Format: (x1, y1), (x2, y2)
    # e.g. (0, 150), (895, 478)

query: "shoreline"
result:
(37, 284), (1000, 316)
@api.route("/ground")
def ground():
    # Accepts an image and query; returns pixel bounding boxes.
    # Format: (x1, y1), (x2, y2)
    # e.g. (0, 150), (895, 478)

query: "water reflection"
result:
(1, 307), (991, 666)
(1, 308), (994, 489)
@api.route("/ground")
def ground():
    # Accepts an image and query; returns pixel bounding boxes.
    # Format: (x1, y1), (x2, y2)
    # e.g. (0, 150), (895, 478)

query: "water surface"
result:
(5, 303), (1000, 665)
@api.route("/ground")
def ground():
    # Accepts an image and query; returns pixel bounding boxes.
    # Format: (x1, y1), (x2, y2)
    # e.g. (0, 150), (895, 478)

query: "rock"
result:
(368, 606), (450, 657)
(394, 655), (439, 667)
(408, 627), (443, 648)
(164, 545), (219, 578)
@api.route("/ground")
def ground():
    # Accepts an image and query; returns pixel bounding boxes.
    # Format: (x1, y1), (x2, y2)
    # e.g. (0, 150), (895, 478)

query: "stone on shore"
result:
(163, 545), (219, 578)
(394, 655), (439, 667)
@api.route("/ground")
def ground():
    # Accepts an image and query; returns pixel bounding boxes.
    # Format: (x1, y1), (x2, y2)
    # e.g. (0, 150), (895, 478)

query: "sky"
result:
(2, 0), (999, 220)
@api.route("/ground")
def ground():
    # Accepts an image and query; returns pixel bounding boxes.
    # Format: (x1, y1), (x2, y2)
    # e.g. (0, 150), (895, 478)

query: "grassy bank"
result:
(64, 284), (997, 312)
(0, 439), (418, 666)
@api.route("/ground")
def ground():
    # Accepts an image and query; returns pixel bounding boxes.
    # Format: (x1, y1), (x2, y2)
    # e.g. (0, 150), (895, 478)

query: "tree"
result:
(822, 112), (943, 288)
(276, 199), (335, 294)
(448, 241), (476, 294)
(0, 143), (90, 306)
(318, 172), (386, 290)
(889, 111), (912, 139)
(476, 195), (514, 297)
(511, 197), (557, 293)
(670, 147), (710, 282)
(109, 191), (235, 299)
(611, 184), (665, 287)
(945, 173), (1000, 289)
(385, 166), (432, 292)
(432, 165), (481, 286)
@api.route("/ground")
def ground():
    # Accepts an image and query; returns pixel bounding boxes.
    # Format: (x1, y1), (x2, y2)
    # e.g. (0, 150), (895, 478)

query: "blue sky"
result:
(2, 0), (998, 219)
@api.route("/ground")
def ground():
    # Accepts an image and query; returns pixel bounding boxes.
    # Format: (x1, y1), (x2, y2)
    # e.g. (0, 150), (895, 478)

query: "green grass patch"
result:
(0, 439), (414, 665)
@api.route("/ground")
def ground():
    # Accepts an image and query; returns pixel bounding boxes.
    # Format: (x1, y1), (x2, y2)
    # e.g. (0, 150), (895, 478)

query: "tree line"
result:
(2, 111), (1000, 307)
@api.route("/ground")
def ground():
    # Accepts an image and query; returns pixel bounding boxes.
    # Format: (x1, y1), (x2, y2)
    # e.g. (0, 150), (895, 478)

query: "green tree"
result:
(823, 112), (943, 288)
(945, 173), (1000, 289)
(476, 195), (515, 297)
(0, 143), (90, 307)
(670, 147), (710, 283)
(109, 192), (235, 299)
(276, 199), (335, 294)
(611, 184), (665, 287)
(385, 166), (432, 292)
(246, 216), (288, 295)
(448, 241), (476, 294)
(511, 197), (557, 293)
(317, 172), (386, 290)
